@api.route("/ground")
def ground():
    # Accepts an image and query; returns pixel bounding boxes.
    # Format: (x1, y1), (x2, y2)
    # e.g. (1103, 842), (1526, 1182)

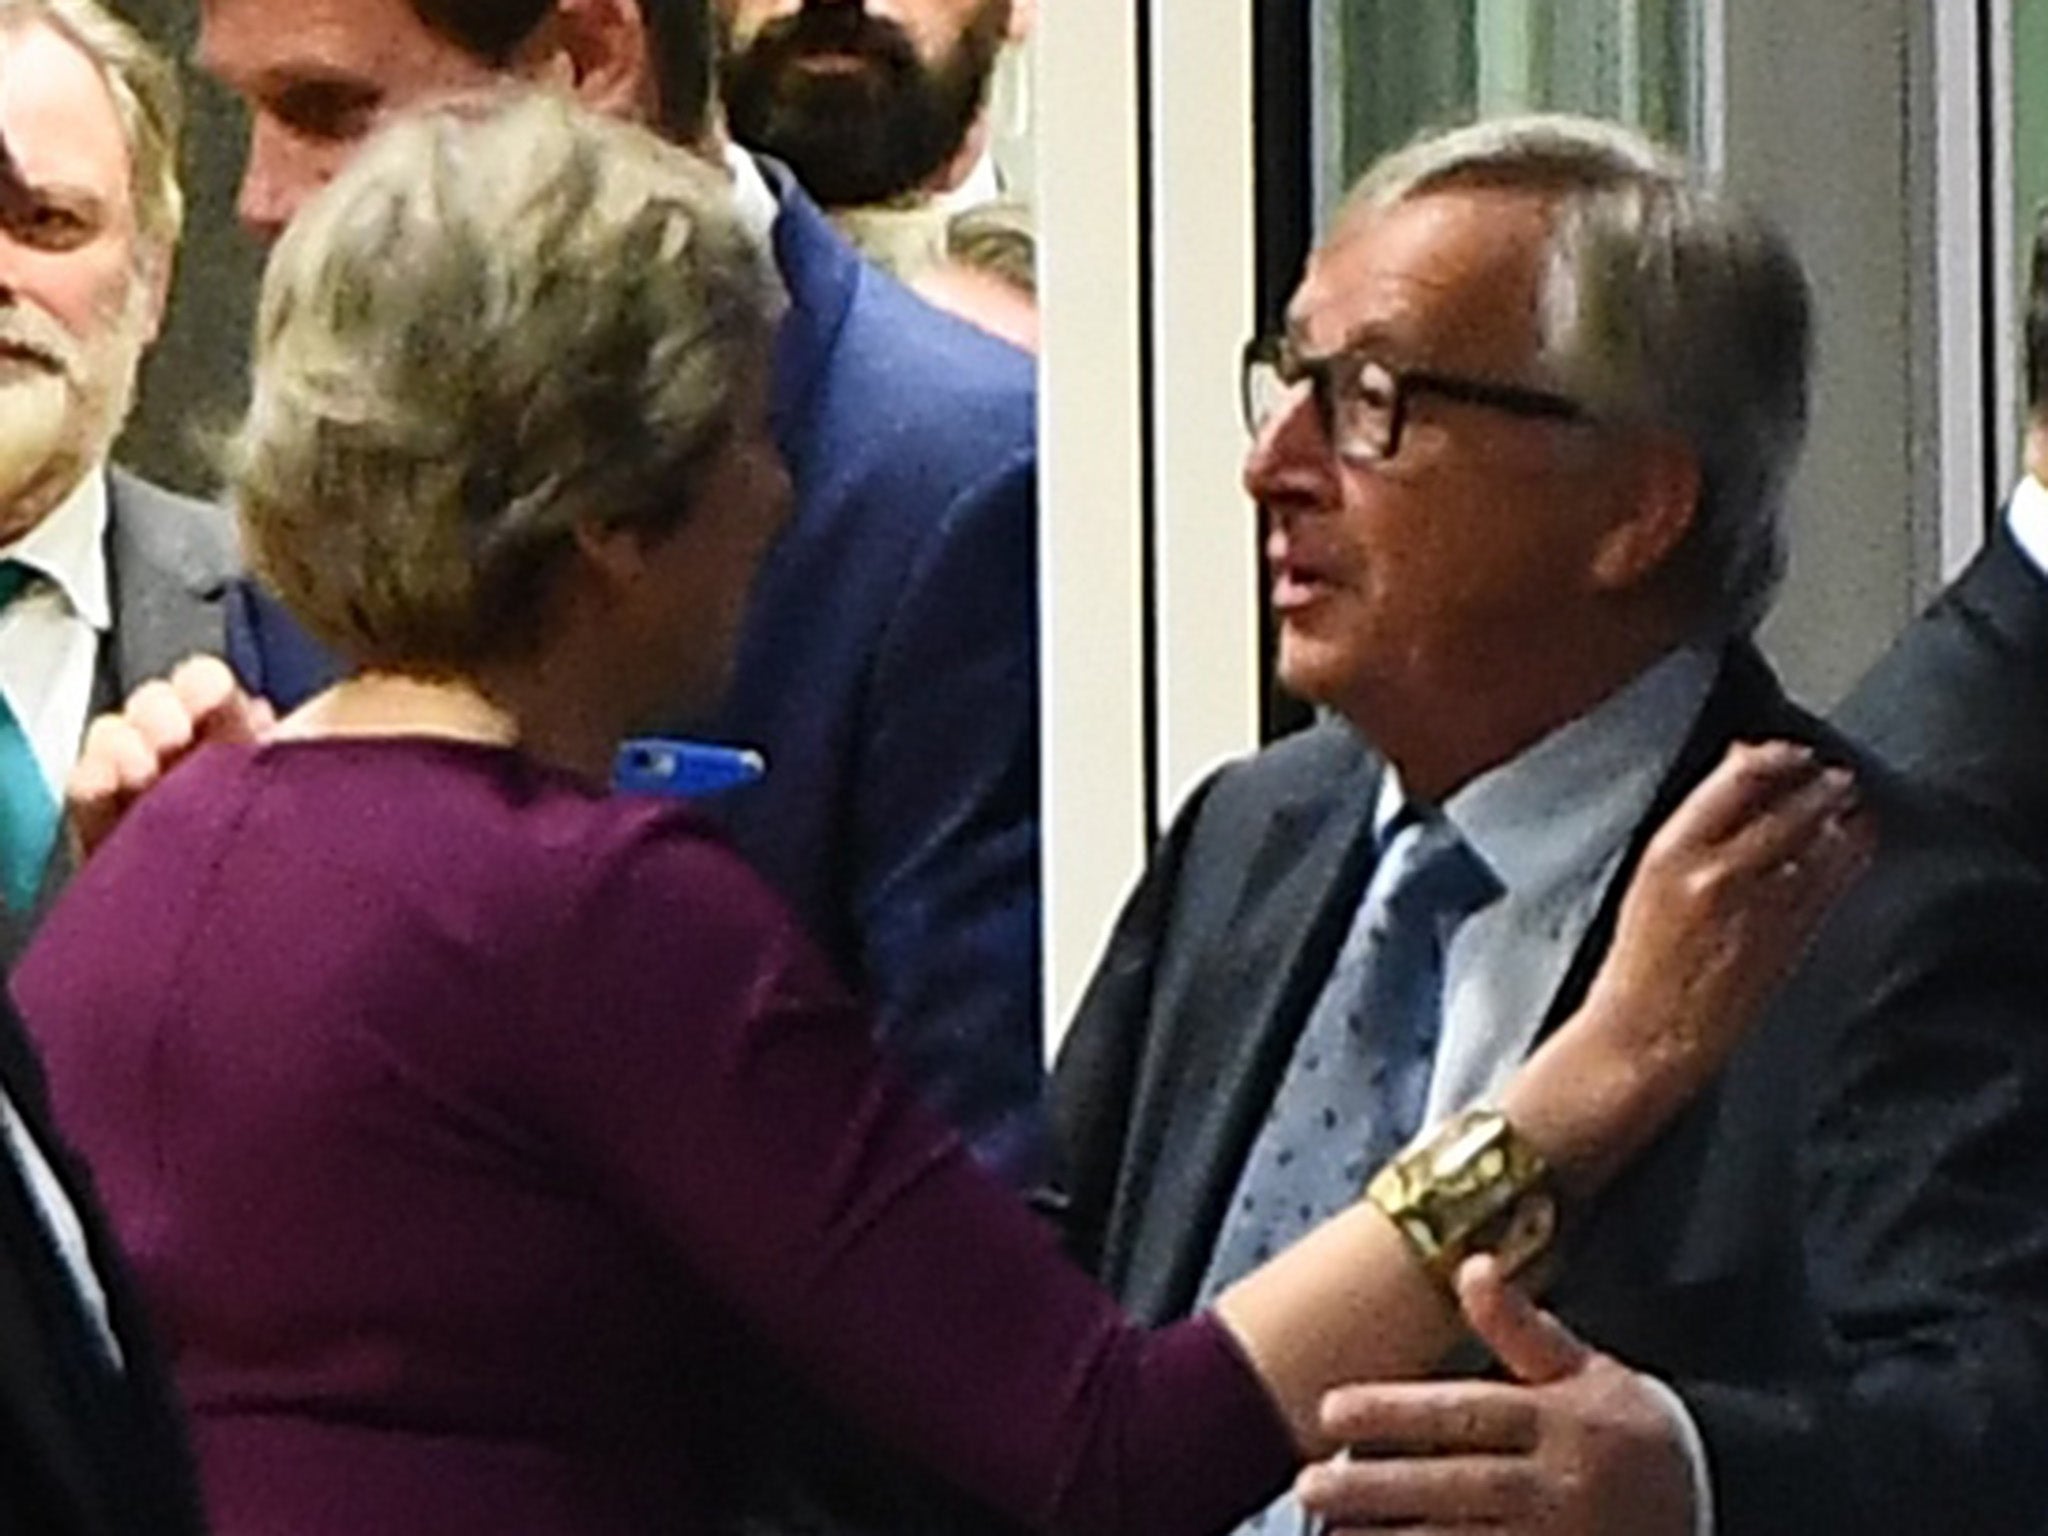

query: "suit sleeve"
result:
(1675, 847), (2048, 1535)
(847, 445), (1047, 1187)
(1049, 772), (1223, 1277)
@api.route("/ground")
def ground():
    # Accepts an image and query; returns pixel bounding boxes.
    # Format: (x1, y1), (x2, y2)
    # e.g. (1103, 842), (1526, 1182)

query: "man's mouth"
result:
(1272, 567), (1337, 613)
(789, 47), (876, 74)
(0, 338), (61, 373)
(1267, 529), (1340, 612)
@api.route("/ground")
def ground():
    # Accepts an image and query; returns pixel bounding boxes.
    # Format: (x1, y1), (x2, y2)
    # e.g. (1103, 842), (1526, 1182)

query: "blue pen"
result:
(613, 737), (768, 798)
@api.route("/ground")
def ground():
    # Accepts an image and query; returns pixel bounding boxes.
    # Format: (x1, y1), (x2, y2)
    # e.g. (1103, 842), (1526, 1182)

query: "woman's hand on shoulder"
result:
(68, 655), (276, 856)
(1506, 740), (1873, 1195)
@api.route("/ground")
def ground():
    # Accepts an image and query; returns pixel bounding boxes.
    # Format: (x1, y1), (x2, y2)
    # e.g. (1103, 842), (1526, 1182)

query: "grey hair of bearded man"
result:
(1345, 113), (1812, 640)
(226, 87), (778, 675)
(0, 0), (184, 282)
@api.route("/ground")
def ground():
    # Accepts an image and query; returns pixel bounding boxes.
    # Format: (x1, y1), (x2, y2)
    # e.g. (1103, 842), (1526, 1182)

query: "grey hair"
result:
(227, 87), (778, 673)
(946, 199), (1036, 297)
(0, 0), (184, 280)
(1346, 113), (1811, 638)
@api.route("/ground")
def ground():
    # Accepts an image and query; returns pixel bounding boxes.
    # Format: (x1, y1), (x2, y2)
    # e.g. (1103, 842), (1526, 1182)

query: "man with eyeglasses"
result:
(1051, 113), (2048, 1536)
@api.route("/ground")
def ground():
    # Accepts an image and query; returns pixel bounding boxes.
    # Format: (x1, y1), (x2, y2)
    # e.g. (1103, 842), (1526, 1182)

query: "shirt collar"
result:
(1377, 645), (1719, 900)
(0, 469), (110, 631)
(723, 143), (783, 248)
(2007, 473), (2048, 579)
(936, 151), (1004, 214)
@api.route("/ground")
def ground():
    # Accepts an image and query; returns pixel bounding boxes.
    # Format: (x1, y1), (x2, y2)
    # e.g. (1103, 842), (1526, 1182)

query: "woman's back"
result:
(19, 738), (851, 1535)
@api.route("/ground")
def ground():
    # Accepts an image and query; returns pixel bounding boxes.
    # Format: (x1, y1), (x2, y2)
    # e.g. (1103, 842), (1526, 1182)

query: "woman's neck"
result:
(277, 670), (623, 784)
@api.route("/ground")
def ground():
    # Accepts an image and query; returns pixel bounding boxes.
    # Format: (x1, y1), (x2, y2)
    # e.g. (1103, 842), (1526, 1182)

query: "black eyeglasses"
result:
(1240, 336), (1590, 464)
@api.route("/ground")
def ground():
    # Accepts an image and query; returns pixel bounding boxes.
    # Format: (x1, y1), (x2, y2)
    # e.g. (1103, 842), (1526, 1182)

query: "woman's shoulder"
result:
(557, 784), (829, 984)
(357, 740), (837, 991)
(111, 734), (836, 1003)
(154, 737), (780, 934)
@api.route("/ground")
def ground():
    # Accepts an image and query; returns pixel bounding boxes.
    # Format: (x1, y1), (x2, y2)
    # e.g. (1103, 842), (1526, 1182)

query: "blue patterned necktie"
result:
(1199, 807), (1500, 1535)
(0, 560), (58, 912)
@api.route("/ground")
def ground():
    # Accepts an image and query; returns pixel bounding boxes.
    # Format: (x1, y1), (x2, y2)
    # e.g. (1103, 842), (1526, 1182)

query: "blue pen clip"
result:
(613, 737), (767, 798)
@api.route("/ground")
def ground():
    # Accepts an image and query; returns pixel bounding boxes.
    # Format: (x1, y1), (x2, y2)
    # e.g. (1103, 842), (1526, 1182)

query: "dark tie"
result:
(1199, 809), (1499, 1535)
(0, 560), (58, 912)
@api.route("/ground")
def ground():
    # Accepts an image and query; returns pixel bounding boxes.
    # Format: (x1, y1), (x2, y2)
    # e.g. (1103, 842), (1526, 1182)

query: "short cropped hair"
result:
(410, 0), (718, 146)
(0, 0), (183, 276)
(946, 200), (1036, 297)
(228, 89), (777, 674)
(1346, 114), (1812, 639)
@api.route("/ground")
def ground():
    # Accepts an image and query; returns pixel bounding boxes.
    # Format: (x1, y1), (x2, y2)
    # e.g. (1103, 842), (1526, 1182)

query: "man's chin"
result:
(1275, 635), (1365, 717)
(0, 373), (87, 521)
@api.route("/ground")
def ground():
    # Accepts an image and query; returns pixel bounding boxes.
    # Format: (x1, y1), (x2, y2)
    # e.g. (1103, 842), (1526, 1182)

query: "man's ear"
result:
(134, 247), (173, 348)
(1006, 0), (1037, 46)
(1589, 433), (1702, 593)
(511, 0), (653, 121)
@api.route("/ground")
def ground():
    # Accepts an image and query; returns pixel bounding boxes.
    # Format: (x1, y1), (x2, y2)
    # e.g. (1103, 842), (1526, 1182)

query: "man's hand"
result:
(1297, 1257), (1697, 1534)
(68, 655), (275, 856)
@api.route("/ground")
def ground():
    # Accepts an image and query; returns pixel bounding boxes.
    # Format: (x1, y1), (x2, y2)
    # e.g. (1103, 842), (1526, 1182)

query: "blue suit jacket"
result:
(228, 169), (1045, 1184)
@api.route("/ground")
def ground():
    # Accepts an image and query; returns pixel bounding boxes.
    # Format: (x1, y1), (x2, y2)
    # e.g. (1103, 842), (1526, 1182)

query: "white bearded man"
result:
(0, 0), (236, 958)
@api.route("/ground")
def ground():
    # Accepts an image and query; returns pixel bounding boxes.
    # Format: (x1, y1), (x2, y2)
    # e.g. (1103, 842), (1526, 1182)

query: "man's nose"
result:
(0, 233), (30, 303)
(236, 117), (321, 245)
(1242, 381), (1329, 505)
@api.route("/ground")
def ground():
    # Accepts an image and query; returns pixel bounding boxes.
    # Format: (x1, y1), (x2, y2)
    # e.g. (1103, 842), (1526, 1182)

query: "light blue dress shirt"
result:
(1382, 645), (1720, 1124)
(1378, 642), (1720, 1535)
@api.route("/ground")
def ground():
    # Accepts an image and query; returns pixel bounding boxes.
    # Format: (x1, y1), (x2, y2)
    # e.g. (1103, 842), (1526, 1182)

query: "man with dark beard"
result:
(715, 0), (1034, 276)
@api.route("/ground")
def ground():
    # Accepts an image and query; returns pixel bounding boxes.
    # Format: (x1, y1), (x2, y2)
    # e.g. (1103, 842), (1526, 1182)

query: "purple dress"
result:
(14, 739), (1292, 1536)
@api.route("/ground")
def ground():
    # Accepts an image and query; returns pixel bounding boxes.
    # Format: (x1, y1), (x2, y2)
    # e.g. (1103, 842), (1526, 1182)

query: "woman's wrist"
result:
(1496, 1003), (1674, 1201)
(1364, 1107), (1559, 1288)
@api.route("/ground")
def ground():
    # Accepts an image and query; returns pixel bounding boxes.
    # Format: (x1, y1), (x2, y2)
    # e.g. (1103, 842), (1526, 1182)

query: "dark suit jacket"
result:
(228, 166), (1046, 1185)
(0, 469), (238, 968)
(1835, 519), (2048, 870)
(1054, 643), (2048, 1536)
(0, 988), (204, 1536)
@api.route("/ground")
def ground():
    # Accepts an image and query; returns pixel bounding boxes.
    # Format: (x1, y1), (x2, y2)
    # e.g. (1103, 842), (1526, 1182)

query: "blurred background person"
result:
(1836, 200), (2048, 872)
(16, 88), (1865, 1536)
(913, 198), (1036, 352)
(0, 0), (233, 962)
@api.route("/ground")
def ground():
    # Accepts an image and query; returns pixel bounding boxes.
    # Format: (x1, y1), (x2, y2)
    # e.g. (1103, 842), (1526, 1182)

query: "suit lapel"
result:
(1945, 522), (2048, 659)
(102, 471), (233, 696)
(1114, 737), (1387, 1320)
(761, 161), (859, 478)
(1524, 646), (1826, 1288)
(1528, 645), (1802, 1048)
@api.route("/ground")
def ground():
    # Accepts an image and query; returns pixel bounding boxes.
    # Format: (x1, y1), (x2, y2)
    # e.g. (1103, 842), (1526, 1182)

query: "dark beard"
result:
(719, 1), (1011, 209)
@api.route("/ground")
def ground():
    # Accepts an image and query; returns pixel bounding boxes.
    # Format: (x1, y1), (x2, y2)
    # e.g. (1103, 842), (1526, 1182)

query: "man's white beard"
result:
(0, 364), (76, 510)
(0, 293), (147, 533)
